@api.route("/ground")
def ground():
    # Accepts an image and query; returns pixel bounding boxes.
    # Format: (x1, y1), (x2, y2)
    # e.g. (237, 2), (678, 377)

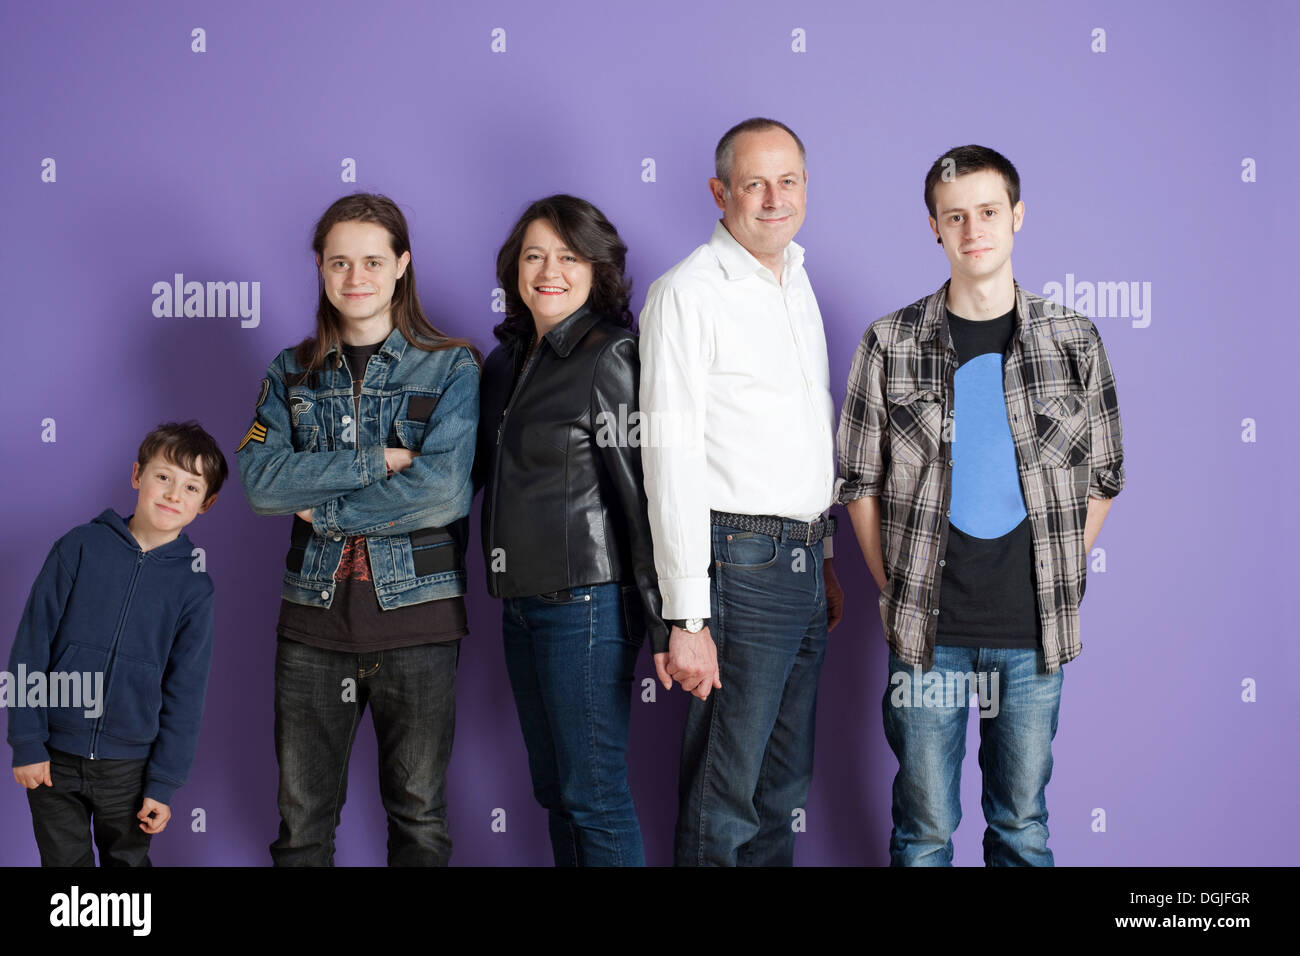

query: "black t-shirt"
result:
(936, 308), (1040, 650)
(277, 341), (468, 652)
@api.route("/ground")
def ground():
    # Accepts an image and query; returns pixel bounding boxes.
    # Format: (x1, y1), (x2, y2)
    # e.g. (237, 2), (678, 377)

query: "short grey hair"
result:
(714, 117), (807, 187)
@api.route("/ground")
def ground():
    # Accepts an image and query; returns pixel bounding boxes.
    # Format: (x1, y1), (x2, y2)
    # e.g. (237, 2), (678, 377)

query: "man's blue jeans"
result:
(502, 583), (645, 866)
(674, 523), (828, 867)
(271, 638), (460, 867)
(883, 645), (1063, 866)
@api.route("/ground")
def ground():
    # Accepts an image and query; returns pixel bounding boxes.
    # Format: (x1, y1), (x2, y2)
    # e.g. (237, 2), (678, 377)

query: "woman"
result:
(478, 194), (667, 866)
(238, 193), (479, 866)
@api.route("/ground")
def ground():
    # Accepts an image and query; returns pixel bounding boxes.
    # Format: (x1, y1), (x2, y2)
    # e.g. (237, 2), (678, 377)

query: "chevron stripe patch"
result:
(237, 420), (267, 452)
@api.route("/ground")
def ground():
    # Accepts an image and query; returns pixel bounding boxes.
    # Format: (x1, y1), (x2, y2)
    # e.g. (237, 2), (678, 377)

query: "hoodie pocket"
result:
(45, 643), (110, 731)
(101, 653), (162, 745)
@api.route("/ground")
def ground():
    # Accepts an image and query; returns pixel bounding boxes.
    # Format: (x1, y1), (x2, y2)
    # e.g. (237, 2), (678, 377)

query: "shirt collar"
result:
(541, 301), (602, 358)
(708, 220), (805, 283)
(325, 325), (409, 364)
(918, 279), (1035, 347)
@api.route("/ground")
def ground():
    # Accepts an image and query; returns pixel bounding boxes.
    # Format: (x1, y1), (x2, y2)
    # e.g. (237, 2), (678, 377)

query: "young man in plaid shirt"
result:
(836, 145), (1124, 866)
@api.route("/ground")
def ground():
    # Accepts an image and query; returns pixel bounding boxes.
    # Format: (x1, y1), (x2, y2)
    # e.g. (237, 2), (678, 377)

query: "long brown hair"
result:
(294, 193), (478, 373)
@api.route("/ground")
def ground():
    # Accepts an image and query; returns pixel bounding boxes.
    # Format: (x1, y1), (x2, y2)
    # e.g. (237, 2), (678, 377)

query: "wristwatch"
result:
(672, 618), (707, 633)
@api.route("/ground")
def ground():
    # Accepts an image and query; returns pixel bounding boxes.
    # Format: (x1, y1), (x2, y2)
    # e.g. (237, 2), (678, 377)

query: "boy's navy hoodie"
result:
(6, 508), (214, 805)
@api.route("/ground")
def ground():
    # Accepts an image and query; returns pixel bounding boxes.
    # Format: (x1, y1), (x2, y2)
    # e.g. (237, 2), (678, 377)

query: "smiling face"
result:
(318, 219), (411, 338)
(517, 218), (593, 332)
(710, 126), (807, 276)
(928, 168), (1024, 285)
(130, 453), (214, 545)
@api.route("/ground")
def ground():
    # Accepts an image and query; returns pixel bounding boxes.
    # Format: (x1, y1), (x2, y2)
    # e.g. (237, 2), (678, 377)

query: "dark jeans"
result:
(502, 583), (646, 866)
(27, 748), (152, 867)
(675, 523), (829, 866)
(271, 638), (460, 867)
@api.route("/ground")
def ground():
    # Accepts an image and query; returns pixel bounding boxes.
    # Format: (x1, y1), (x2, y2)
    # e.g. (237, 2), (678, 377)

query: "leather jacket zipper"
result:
(489, 341), (544, 583)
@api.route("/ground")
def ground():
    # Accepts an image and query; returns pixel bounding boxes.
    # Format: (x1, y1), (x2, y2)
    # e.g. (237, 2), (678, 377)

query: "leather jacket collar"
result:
(538, 301), (602, 358)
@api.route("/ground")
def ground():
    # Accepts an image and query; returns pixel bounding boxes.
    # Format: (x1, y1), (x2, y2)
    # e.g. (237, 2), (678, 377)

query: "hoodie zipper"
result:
(90, 549), (146, 759)
(488, 340), (544, 587)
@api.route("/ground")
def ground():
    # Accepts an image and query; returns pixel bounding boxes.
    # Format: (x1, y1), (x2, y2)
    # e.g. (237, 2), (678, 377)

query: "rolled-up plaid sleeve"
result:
(1086, 330), (1125, 499)
(835, 325), (889, 504)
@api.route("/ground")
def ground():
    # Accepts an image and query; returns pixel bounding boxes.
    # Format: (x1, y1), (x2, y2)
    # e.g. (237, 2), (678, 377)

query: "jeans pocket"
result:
(718, 530), (780, 570)
(535, 587), (584, 605)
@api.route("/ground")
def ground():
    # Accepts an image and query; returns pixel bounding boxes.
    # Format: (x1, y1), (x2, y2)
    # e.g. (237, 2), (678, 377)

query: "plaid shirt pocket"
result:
(886, 389), (945, 467)
(1032, 392), (1090, 468)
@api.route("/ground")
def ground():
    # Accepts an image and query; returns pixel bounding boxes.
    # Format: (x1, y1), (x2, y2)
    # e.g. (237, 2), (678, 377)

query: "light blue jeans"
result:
(883, 645), (1063, 866)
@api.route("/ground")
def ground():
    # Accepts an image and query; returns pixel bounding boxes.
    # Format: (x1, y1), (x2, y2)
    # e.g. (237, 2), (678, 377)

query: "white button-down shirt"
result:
(638, 221), (836, 620)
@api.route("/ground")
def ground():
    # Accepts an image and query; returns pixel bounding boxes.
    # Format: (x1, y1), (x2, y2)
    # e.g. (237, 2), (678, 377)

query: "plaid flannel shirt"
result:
(835, 281), (1125, 673)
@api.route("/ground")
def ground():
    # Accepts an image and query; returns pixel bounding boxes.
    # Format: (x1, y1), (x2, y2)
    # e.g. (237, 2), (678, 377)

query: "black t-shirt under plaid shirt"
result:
(938, 307), (1040, 650)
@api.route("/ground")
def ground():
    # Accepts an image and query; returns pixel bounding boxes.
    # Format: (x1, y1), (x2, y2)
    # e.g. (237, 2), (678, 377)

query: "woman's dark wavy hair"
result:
(493, 194), (633, 349)
(294, 193), (478, 374)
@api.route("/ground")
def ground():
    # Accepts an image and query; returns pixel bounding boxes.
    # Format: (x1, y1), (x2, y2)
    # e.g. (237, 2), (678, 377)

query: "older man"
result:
(639, 117), (842, 866)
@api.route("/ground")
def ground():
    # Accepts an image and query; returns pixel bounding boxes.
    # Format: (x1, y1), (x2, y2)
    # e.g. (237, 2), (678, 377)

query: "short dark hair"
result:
(924, 145), (1020, 219)
(493, 194), (633, 349)
(136, 421), (228, 498)
(714, 118), (806, 187)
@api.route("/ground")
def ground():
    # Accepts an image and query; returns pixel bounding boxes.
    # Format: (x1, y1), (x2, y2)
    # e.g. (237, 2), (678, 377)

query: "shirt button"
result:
(945, 510), (951, 517)
(342, 415), (352, 424)
(938, 559), (946, 567)
(948, 459), (954, 467)
(931, 608), (940, 616)
(333, 534), (342, 542)
(320, 590), (330, 600)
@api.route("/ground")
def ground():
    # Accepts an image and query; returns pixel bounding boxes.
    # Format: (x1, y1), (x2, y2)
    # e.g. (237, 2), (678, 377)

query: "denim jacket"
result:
(238, 327), (479, 610)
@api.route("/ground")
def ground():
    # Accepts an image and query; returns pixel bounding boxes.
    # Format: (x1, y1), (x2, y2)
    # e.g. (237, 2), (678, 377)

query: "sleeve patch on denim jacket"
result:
(237, 420), (267, 452)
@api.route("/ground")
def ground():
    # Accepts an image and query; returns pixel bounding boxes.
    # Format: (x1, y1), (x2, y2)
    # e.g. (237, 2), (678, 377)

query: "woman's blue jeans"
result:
(501, 583), (646, 867)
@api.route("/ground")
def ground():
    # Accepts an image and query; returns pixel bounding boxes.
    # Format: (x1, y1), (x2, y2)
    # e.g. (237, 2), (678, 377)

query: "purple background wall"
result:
(2, 0), (1295, 866)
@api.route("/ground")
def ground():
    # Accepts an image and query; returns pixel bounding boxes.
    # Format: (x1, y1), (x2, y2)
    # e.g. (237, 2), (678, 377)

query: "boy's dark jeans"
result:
(271, 638), (460, 867)
(27, 749), (152, 867)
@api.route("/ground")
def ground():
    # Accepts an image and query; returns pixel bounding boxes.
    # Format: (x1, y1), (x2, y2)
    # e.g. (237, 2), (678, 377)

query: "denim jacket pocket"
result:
(292, 424), (320, 453)
(393, 419), (425, 450)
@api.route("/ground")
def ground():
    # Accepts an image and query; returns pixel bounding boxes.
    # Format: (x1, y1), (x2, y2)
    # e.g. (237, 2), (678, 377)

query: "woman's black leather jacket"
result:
(477, 303), (668, 653)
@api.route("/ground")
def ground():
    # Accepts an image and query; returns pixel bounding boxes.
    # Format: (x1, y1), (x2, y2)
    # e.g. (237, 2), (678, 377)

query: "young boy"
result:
(6, 421), (227, 866)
